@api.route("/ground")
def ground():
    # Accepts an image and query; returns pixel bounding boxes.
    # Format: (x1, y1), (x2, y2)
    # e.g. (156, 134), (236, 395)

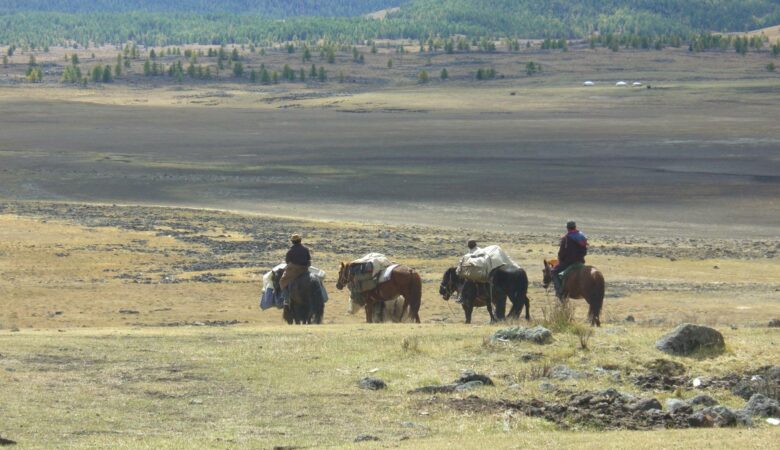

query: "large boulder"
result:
(744, 394), (780, 417)
(491, 326), (552, 345)
(655, 323), (725, 356)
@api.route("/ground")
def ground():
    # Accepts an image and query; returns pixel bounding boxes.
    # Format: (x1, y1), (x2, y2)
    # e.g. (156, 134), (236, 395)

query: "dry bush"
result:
(541, 299), (577, 333)
(573, 324), (594, 350)
(401, 336), (420, 353)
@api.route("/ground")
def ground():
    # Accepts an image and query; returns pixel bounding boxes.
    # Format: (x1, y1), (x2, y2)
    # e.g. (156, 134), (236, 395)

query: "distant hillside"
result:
(392, 0), (780, 37)
(0, 1), (408, 18)
(1, 0), (779, 46)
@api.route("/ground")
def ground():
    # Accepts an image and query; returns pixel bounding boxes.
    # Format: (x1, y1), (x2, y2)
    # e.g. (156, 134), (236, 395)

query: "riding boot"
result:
(551, 272), (564, 299)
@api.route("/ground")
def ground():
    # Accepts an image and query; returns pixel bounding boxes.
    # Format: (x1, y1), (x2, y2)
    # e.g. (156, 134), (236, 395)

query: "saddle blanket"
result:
(379, 264), (399, 284)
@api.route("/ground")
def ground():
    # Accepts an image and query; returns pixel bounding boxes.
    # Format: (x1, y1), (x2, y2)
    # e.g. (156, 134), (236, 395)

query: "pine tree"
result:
(418, 70), (429, 83)
(114, 63), (121, 77)
(317, 66), (327, 82)
(143, 59), (151, 76)
(299, 68), (306, 82)
(102, 65), (113, 82)
(310, 64), (317, 78)
(440, 68), (449, 80)
(233, 61), (244, 77)
(250, 69), (258, 82)
(303, 47), (311, 62)
(91, 65), (103, 82)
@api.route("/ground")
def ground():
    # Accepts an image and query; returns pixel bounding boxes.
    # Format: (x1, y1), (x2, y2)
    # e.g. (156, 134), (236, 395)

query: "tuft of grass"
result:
(573, 324), (594, 350)
(541, 299), (577, 333)
(401, 335), (421, 353)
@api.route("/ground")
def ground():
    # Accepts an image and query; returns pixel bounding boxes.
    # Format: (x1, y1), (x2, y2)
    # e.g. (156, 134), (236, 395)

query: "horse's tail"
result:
(408, 269), (422, 323)
(588, 269), (605, 327)
(518, 269), (531, 321)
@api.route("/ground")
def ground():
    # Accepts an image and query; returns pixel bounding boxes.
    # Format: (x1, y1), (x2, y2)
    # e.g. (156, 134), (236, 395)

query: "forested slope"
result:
(1, 0), (779, 46)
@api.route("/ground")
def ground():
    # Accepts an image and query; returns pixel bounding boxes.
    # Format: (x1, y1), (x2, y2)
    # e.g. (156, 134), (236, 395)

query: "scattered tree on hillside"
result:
(440, 68), (448, 80)
(418, 69), (429, 83)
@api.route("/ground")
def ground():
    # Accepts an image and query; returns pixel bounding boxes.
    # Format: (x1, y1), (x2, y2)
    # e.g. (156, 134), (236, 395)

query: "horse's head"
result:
(542, 260), (552, 289)
(336, 262), (349, 290)
(440, 267), (459, 300)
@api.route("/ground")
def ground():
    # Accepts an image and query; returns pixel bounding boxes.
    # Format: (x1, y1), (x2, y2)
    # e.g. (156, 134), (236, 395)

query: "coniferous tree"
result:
(317, 66), (327, 82)
(440, 68), (448, 80)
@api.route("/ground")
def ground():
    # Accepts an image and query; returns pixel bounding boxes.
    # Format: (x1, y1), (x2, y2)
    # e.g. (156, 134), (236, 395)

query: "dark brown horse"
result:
(440, 267), (531, 324)
(542, 260), (605, 327)
(336, 262), (422, 323)
(273, 267), (324, 325)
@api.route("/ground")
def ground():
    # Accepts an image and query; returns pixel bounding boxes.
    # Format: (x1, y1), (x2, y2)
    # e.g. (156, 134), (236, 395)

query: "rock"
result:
(734, 410), (753, 427)
(457, 371), (494, 386)
(731, 382), (754, 400)
(666, 398), (692, 414)
(687, 394), (718, 407)
(629, 398), (662, 412)
(410, 384), (458, 394)
(539, 382), (556, 391)
(491, 326), (552, 345)
(455, 381), (484, 391)
(118, 309), (139, 314)
(354, 434), (380, 442)
(625, 315), (635, 323)
(768, 319), (780, 328)
(0, 435), (16, 446)
(655, 323), (725, 356)
(551, 365), (588, 381)
(519, 352), (543, 362)
(744, 394), (780, 417)
(647, 359), (687, 376)
(699, 406), (738, 427)
(359, 377), (386, 391)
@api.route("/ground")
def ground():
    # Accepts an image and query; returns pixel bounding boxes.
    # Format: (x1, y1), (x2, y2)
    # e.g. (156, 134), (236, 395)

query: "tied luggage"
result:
(457, 245), (520, 283)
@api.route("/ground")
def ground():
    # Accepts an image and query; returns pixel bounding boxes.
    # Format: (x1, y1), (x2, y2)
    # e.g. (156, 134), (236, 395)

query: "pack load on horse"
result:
(336, 253), (422, 323)
(542, 221), (605, 327)
(441, 244), (530, 324)
(456, 245), (520, 283)
(259, 263), (328, 310)
(260, 233), (327, 324)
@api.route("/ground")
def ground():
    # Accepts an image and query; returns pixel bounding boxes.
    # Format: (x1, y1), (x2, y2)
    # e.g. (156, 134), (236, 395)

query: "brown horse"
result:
(336, 262), (422, 323)
(542, 260), (605, 327)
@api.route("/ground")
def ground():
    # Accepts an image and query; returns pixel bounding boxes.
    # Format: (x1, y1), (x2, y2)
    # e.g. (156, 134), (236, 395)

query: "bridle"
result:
(440, 269), (458, 300)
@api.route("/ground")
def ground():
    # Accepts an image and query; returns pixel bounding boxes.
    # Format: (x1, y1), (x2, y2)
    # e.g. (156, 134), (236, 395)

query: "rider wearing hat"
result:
(467, 239), (480, 254)
(552, 221), (588, 297)
(280, 233), (311, 289)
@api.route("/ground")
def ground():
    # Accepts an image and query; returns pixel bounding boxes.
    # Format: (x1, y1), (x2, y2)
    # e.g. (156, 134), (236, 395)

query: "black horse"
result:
(440, 267), (531, 324)
(273, 268), (324, 325)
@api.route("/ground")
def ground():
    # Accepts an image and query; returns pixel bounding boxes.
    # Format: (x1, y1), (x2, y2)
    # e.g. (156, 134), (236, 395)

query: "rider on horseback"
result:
(280, 234), (312, 305)
(552, 221), (588, 298)
(467, 239), (480, 253)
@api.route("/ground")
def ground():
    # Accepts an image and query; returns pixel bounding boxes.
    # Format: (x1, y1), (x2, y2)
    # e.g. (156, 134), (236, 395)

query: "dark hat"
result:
(467, 240), (477, 249)
(566, 220), (576, 230)
(290, 233), (302, 242)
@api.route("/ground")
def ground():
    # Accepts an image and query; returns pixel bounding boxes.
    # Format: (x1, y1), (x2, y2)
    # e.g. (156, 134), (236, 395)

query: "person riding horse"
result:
(551, 221), (588, 298)
(467, 239), (480, 254)
(279, 233), (311, 303)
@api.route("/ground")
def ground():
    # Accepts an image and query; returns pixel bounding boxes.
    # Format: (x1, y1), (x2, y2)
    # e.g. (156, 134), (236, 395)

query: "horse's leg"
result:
(486, 300), (497, 324)
(524, 295), (531, 321)
(365, 301), (374, 323)
(462, 303), (472, 324)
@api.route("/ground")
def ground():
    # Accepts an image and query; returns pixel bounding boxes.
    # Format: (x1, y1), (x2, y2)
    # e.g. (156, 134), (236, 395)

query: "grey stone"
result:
(734, 410), (754, 427)
(358, 377), (386, 391)
(551, 365), (588, 380)
(410, 384), (458, 394)
(629, 398), (662, 412)
(457, 371), (494, 386)
(687, 394), (718, 407)
(744, 394), (780, 417)
(699, 406), (738, 427)
(666, 398), (692, 414)
(455, 380), (484, 391)
(354, 434), (380, 442)
(768, 319), (780, 328)
(491, 326), (552, 345)
(539, 382), (556, 391)
(655, 323), (725, 356)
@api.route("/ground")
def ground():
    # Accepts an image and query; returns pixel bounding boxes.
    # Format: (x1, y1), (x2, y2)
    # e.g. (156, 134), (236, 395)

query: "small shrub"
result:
(541, 299), (577, 332)
(401, 336), (420, 353)
(573, 324), (594, 350)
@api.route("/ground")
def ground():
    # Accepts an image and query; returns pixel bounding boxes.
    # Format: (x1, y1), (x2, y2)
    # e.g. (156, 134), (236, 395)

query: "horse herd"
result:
(275, 259), (605, 327)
